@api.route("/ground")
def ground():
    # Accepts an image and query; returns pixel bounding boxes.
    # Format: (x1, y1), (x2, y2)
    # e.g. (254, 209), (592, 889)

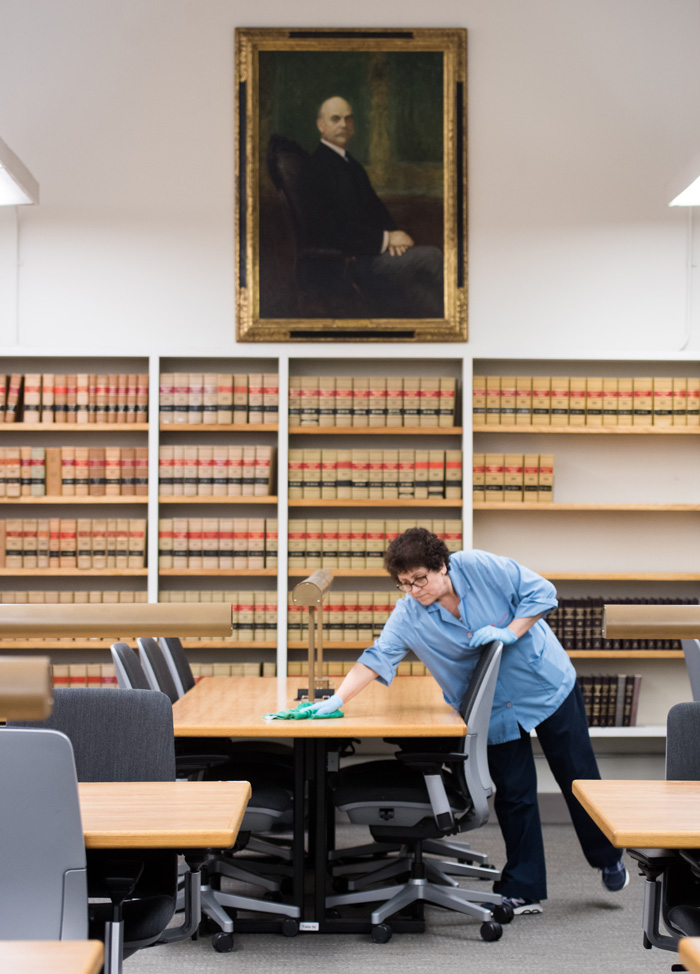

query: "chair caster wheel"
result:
(371, 923), (392, 944)
(492, 904), (514, 924)
(282, 918), (299, 937)
(480, 921), (503, 941)
(212, 932), (234, 952)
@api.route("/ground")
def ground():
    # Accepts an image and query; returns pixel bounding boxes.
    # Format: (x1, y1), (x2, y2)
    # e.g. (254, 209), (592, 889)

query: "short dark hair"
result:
(384, 527), (451, 579)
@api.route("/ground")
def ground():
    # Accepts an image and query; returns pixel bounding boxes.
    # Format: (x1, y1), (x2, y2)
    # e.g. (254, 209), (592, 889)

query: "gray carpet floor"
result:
(126, 823), (673, 974)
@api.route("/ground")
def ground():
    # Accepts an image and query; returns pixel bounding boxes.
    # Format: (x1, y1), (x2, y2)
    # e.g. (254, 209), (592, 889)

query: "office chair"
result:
(112, 639), (299, 947)
(9, 689), (180, 974)
(681, 640), (700, 702)
(627, 701), (700, 954)
(0, 727), (88, 941)
(326, 642), (511, 943)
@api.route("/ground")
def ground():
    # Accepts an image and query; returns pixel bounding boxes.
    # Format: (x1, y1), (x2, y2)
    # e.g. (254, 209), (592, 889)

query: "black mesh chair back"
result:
(138, 637), (179, 704)
(666, 702), (700, 780)
(159, 637), (195, 695)
(110, 642), (150, 690)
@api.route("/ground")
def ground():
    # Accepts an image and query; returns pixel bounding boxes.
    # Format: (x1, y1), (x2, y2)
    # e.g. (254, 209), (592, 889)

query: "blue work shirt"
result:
(357, 549), (576, 746)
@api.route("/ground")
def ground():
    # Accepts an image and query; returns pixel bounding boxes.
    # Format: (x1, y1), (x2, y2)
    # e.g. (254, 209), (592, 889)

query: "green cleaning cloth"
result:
(262, 701), (344, 720)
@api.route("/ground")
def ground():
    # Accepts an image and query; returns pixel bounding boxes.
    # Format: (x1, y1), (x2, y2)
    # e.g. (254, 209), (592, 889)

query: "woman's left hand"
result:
(469, 625), (518, 647)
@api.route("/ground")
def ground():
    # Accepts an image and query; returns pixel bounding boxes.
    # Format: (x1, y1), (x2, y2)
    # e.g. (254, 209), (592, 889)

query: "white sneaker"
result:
(502, 897), (543, 915)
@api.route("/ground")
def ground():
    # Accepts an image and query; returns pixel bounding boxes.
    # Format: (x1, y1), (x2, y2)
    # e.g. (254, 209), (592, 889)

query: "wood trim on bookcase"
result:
(0, 569), (148, 576)
(0, 497), (147, 505)
(0, 423), (149, 432)
(288, 426), (463, 436)
(473, 425), (700, 435)
(159, 424), (278, 433)
(475, 503), (700, 511)
(289, 499), (463, 508)
(158, 496), (278, 504)
(158, 568), (278, 576)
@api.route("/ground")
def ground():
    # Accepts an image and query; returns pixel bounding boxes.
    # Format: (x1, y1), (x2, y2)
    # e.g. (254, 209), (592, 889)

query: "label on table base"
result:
(299, 922), (320, 932)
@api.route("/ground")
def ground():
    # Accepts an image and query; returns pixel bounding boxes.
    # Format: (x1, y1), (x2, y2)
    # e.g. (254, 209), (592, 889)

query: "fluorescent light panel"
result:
(0, 136), (39, 205)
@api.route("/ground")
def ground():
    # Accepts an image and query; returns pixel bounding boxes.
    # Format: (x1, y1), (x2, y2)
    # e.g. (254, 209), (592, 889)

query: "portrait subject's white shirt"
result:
(319, 140), (389, 254)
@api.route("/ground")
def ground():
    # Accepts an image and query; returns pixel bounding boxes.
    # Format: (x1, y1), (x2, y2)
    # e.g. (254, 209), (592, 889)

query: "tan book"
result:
(91, 519), (107, 570)
(253, 590), (266, 642)
(327, 588), (344, 640)
(402, 377), (420, 426)
(5, 373), (22, 423)
(503, 453), (523, 503)
(128, 519), (146, 568)
(53, 374), (67, 424)
(523, 454), (539, 501)
(196, 445), (213, 496)
(393, 450), (412, 499)
(248, 373), (264, 424)
(42, 447), (61, 497)
(0, 448), (5, 497)
(514, 376), (532, 426)
(531, 376), (551, 425)
(336, 449), (352, 500)
(386, 377), (403, 427)
(230, 517), (247, 569)
(48, 518), (60, 568)
(41, 374), (55, 423)
(88, 447), (106, 497)
(159, 446), (173, 496)
(4, 519), (22, 567)
(343, 592), (359, 635)
(36, 520), (50, 568)
(240, 445), (255, 497)
(585, 378), (604, 426)
(337, 519), (352, 569)
(302, 517), (320, 569)
(201, 373), (218, 423)
(438, 376), (457, 427)
(633, 377), (653, 426)
(115, 374), (129, 423)
(617, 378), (634, 425)
(254, 445), (274, 496)
(185, 373), (202, 424)
(288, 518), (306, 570)
(568, 377), (586, 426)
(187, 517), (203, 568)
(76, 373), (90, 423)
(265, 519), (278, 569)
(201, 517), (220, 569)
(351, 376), (370, 427)
(499, 376), (517, 426)
(484, 454), (504, 502)
(94, 374), (108, 423)
(444, 450), (463, 500)
(602, 377), (619, 426)
(687, 377), (700, 426)
(321, 519), (339, 568)
(120, 447), (136, 496)
(321, 450), (338, 499)
(211, 445), (228, 497)
(485, 376), (501, 426)
(351, 450), (370, 499)
(5, 445), (20, 497)
(76, 519), (92, 570)
(181, 445), (197, 497)
(350, 521), (366, 568)
(74, 447), (90, 496)
(217, 517), (233, 569)
(22, 519), (38, 568)
(88, 374), (97, 423)
(227, 445), (242, 496)
(288, 448), (304, 500)
(357, 592), (374, 640)
(19, 446), (32, 496)
(248, 517), (266, 569)
(59, 518), (77, 568)
(428, 450), (445, 498)
(170, 373), (187, 424)
(368, 450), (383, 500)
(215, 373), (233, 424)
(263, 372), (279, 424)
(318, 375), (336, 427)
(113, 518), (129, 568)
(652, 377), (673, 426)
(550, 377), (570, 427)
(232, 373), (249, 424)
(334, 376), (353, 426)
(418, 377), (439, 427)
(171, 517), (188, 569)
(297, 374), (319, 427)
(382, 449), (400, 500)
(158, 518), (174, 568)
(672, 377), (688, 426)
(167, 445), (182, 497)
(538, 454), (555, 503)
(472, 375), (486, 423)
(368, 375), (388, 427)
(159, 373), (175, 424)
(365, 522), (384, 568)
(134, 446), (148, 498)
(472, 452), (485, 503)
(104, 518), (117, 568)
(288, 375), (302, 426)
(63, 375), (77, 424)
(22, 373), (41, 422)
(29, 446), (45, 497)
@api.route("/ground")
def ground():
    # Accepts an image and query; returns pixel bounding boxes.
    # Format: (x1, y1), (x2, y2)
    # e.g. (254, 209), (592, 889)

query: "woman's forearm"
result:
(335, 661), (379, 703)
(508, 612), (545, 639)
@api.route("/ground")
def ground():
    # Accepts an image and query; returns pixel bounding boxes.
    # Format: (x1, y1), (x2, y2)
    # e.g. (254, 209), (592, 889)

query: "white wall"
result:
(1, 0), (699, 357)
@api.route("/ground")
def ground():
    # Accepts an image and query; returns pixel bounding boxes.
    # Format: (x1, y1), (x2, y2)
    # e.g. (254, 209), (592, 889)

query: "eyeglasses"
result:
(395, 574), (430, 593)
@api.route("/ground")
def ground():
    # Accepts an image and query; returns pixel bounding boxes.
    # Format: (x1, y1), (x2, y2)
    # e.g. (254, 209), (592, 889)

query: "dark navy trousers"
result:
(487, 682), (621, 901)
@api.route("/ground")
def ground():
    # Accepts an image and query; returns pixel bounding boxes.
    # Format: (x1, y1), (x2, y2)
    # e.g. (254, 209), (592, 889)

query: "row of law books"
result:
(158, 445), (275, 496)
(474, 375), (700, 426)
(288, 591), (403, 640)
(0, 518), (147, 569)
(289, 375), (458, 427)
(473, 454), (554, 503)
(578, 674), (642, 727)
(158, 518), (277, 569)
(0, 373), (149, 424)
(0, 446), (148, 497)
(288, 518), (462, 570)
(289, 449), (462, 500)
(547, 597), (697, 651)
(159, 373), (279, 425)
(159, 589), (277, 641)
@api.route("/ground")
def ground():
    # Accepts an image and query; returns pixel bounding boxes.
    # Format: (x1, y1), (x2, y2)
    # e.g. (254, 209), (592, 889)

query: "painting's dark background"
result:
(257, 50), (444, 318)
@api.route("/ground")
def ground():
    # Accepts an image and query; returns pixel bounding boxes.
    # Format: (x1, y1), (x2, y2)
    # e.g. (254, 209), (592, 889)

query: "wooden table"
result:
(0, 941), (103, 974)
(572, 779), (700, 848)
(680, 938), (700, 974)
(173, 676), (466, 933)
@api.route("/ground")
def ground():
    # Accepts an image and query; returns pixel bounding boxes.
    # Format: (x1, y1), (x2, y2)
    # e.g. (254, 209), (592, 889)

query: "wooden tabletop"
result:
(572, 779), (700, 848)
(172, 676), (466, 739)
(680, 939), (700, 974)
(78, 780), (251, 849)
(0, 941), (103, 974)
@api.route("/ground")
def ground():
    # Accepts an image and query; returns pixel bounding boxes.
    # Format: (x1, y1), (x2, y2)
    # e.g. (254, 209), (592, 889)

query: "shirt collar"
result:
(320, 139), (347, 159)
(425, 566), (470, 613)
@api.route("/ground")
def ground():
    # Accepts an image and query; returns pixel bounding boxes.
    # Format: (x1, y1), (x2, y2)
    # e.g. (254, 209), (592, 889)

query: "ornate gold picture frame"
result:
(235, 28), (467, 342)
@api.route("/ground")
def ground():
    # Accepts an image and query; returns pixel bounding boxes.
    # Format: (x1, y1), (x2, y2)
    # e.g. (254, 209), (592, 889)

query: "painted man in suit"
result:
(305, 96), (444, 319)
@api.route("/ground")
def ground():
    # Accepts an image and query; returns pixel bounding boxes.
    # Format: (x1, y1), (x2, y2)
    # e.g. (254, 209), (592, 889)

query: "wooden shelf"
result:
(289, 498), (462, 508)
(159, 495), (277, 504)
(541, 572), (700, 582)
(0, 568), (147, 576)
(159, 568), (277, 576)
(289, 426), (463, 435)
(475, 502), (700, 511)
(473, 424), (700, 435)
(0, 496), (147, 505)
(568, 650), (685, 659)
(0, 423), (149, 432)
(288, 640), (372, 650)
(288, 569), (386, 577)
(181, 641), (277, 649)
(159, 424), (278, 432)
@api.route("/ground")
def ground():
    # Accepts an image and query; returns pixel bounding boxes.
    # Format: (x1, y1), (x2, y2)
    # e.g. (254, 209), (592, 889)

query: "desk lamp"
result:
(0, 602), (234, 638)
(603, 603), (700, 639)
(291, 569), (334, 701)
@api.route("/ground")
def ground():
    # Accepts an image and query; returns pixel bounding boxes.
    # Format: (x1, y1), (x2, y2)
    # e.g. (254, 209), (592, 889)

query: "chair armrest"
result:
(395, 751), (464, 769)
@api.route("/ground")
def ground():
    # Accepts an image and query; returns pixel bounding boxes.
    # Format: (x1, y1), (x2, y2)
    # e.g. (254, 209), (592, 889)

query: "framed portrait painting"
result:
(235, 28), (467, 342)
